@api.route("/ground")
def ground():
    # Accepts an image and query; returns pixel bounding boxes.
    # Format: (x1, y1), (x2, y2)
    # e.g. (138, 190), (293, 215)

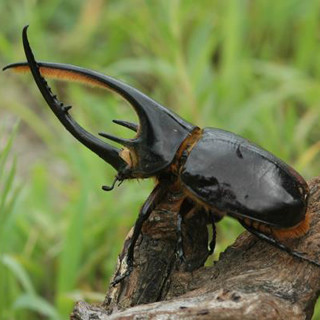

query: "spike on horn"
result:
(113, 119), (138, 132)
(98, 132), (134, 146)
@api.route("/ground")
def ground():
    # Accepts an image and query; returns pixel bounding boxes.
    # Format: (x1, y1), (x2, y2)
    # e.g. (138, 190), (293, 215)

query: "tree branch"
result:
(71, 177), (320, 320)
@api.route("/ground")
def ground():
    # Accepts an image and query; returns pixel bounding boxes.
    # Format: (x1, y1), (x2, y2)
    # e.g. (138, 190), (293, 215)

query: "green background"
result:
(1, 0), (320, 319)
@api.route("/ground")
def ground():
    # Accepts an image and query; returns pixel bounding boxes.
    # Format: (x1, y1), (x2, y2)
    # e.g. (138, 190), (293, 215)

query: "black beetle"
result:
(4, 27), (319, 284)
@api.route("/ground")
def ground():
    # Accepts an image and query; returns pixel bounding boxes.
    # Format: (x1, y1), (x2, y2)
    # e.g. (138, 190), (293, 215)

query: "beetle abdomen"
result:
(181, 128), (309, 230)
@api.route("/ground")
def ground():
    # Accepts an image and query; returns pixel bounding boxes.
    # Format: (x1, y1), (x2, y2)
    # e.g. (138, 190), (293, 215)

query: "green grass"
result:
(1, 0), (320, 319)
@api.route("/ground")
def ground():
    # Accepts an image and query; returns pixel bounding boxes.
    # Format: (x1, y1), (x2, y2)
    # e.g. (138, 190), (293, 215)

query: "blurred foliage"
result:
(1, 0), (320, 319)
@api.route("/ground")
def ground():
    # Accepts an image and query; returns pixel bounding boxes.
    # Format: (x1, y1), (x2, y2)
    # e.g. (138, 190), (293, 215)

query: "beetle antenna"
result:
(102, 176), (120, 192)
(239, 221), (320, 268)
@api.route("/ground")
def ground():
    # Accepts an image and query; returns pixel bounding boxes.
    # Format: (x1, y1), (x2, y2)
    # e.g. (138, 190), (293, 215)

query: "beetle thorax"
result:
(169, 128), (203, 177)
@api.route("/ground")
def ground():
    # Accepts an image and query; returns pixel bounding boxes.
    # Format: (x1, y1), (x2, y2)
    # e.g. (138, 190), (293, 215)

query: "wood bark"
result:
(70, 177), (320, 320)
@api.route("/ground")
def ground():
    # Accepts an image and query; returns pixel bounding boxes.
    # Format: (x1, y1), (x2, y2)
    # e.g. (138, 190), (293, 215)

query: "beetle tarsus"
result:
(111, 263), (133, 287)
(239, 221), (320, 268)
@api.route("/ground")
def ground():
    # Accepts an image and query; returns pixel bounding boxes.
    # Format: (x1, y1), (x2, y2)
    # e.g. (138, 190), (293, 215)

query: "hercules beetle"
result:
(4, 26), (319, 284)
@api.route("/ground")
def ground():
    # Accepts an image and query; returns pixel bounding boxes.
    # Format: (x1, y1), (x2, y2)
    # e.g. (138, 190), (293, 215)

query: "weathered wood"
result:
(70, 177), (320, 320)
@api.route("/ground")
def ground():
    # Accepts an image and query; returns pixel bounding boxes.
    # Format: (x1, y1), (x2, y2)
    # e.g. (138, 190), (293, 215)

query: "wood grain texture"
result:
(71, 177), (320, 320)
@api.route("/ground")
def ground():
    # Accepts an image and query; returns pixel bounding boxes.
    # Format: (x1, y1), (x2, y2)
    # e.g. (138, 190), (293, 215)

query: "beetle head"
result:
(5, 26), (196, 183)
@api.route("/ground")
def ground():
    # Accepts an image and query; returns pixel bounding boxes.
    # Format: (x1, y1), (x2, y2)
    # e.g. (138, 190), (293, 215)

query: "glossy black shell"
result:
(181, 128), (308, 228)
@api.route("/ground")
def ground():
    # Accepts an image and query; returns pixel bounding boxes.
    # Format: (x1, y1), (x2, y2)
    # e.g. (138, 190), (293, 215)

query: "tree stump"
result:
(70, 177), (320, 320)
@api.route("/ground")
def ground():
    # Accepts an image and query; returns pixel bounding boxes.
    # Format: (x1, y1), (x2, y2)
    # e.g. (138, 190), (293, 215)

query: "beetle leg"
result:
(176, 211), (186, 262)
(239, 220), (320, 268)
(208, 212), (216, 255)
(111, 183), (166, 286)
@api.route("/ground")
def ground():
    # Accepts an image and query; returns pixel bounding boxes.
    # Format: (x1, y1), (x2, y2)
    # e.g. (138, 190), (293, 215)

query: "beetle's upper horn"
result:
(4, 26), (126, 172)
(4, 26), (196, 176)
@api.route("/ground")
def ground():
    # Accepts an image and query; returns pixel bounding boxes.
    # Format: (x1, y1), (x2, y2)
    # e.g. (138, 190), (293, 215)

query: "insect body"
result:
(4, 27), (318, 283)
(181, 128), (310, 239)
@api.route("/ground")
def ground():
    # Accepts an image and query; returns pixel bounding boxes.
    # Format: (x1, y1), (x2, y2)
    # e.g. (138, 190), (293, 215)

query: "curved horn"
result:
(17, 26), (126, 171)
